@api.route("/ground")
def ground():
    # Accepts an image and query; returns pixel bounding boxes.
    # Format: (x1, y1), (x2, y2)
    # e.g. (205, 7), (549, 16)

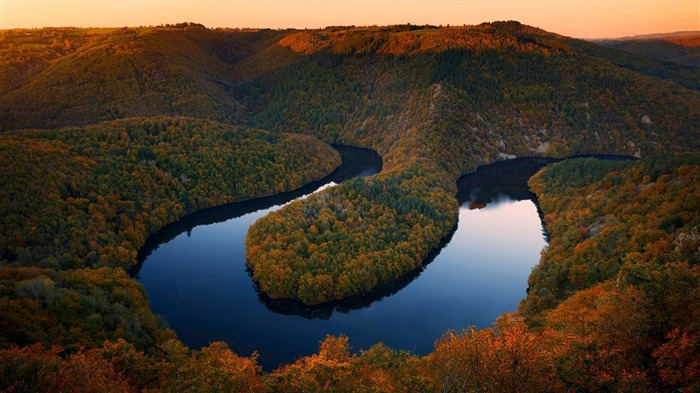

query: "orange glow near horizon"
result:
(1, 0), (698, 38)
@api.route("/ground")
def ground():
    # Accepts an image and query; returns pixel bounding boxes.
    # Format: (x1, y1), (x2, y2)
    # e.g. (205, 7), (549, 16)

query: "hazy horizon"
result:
(2, 0), (698, 39)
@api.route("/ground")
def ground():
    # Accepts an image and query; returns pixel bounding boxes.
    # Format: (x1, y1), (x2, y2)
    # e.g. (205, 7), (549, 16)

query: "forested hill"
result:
(2, 22), (699, 162)
(0, 24), (287, 129)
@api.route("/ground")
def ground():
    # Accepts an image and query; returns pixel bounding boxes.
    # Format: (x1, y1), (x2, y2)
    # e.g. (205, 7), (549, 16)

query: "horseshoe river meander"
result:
(132, 146), (558, 370)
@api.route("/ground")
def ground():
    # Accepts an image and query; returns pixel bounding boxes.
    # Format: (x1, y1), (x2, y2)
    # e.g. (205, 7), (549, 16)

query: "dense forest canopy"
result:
(1, 21), (699, 391)
(0, 117), (340, 269)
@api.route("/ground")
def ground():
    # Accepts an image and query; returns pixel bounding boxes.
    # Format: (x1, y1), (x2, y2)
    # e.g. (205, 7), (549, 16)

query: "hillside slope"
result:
(3, 23), (699, 155)
(0, 25), (289, 130)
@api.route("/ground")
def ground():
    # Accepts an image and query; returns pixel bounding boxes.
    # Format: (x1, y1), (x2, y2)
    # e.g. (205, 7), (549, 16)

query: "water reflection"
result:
(135, 154), (554, 370)
(457, 157), (559, 208)
(253, 225), (457, 320)
(254, 158), (557, 318)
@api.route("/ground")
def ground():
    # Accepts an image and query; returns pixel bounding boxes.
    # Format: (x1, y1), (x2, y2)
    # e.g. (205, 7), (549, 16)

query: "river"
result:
(133, 148), (556, 370)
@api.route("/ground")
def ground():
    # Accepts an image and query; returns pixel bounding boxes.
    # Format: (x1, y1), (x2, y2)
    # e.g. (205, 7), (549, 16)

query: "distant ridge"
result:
(590, 31), (700, 67)
(591, 30), (700, 41)
(2, 21), (699, 132)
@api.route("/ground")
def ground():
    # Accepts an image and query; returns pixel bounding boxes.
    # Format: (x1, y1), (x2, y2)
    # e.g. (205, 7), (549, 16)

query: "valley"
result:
(1, 22), (698, 392)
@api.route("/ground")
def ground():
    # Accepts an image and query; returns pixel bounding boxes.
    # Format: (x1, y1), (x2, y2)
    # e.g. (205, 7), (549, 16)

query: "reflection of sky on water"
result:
(447, 199), (545, 277)
(138, 191), (546, 370)
(137, 153), (549, 370)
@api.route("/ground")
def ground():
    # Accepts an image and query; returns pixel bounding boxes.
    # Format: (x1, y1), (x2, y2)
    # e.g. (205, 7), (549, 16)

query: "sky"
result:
(1, 0), (698, 39)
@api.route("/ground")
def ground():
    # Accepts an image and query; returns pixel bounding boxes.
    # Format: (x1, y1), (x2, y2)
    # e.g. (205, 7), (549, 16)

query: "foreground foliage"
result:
(1, 339), (265, 393)
(0, 266), (170, 352)
(524, 154), (700, 391)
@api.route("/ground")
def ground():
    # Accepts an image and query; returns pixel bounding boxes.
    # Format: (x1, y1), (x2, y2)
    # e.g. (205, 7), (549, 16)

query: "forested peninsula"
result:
(1, 22), (699, 392)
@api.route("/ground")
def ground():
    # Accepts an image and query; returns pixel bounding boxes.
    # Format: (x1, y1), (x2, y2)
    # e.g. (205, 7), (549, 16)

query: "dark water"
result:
(133, 150), (556, 370)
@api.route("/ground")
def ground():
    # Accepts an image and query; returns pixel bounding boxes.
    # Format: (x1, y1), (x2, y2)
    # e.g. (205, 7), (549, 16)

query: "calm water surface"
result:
(134, 150), (555, 370)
